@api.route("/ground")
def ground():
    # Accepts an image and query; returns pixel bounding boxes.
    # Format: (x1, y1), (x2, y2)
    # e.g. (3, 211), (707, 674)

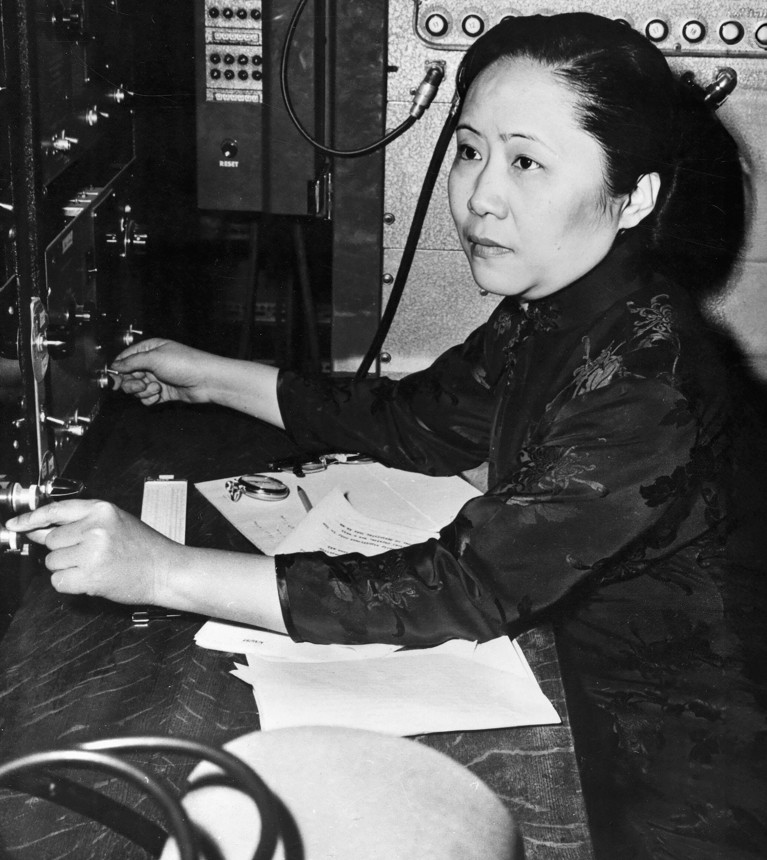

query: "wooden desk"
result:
(0, 401), (594, 859)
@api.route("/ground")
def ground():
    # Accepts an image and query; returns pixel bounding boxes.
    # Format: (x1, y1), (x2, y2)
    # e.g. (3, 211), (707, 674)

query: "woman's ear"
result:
(618, 172), (661, 230)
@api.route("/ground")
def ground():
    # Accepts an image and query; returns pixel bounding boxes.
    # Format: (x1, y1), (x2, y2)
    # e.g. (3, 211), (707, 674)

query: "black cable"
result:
(355, 92), (462, 379)
(281, 0), (424, 159)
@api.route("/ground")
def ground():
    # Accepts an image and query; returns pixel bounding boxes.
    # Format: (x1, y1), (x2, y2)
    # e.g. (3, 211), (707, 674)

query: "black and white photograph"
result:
(1, 2), (765, 858)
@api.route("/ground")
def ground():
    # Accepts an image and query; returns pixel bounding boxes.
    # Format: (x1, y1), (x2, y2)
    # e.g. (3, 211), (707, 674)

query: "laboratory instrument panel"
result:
(1, 0), (144, 586)
(413, 3), (767, 56)
(358, 0), (767, 377)
(195, 0), (324, 214)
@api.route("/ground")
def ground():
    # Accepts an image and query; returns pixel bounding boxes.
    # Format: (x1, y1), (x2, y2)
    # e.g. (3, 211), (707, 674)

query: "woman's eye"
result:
(513, 155), (541, 171)
(457, 143), (481, 161)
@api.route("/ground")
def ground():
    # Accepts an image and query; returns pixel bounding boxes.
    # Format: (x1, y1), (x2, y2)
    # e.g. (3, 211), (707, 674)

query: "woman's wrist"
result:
(152, 545), (287, 633)
(205, 358), (284, 428)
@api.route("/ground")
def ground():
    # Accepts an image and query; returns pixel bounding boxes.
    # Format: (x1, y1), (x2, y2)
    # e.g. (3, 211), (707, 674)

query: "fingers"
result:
(18, 527), (53, 546)
(44, 542), (85, 571)
(112, 337), (168, 366)
(6, 501), (158, 605)
(50, 569), (90, 595)
(41, 518), (89, 550)
(111, 371), (164, 405)
(117, 372), (155, 394)
(6, 499), (107, 533)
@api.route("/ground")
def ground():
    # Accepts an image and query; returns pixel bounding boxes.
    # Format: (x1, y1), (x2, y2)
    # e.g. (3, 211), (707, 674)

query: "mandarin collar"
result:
(515, 232), (653, 333)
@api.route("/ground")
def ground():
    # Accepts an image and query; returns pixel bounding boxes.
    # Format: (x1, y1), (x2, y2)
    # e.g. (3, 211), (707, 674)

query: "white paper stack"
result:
(232, 636), (561, 736)
(194, 463), (561, 736)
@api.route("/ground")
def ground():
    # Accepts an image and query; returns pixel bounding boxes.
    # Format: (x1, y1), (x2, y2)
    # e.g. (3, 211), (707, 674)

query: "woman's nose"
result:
(468, 162), (508, 218)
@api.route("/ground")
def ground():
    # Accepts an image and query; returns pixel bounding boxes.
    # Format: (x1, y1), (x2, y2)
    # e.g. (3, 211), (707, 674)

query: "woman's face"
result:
(448, 58), (629, 301)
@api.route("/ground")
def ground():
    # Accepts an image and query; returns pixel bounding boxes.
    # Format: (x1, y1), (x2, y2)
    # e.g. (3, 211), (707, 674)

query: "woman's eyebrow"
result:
(456, 124), (538, 143)
(500, 130), (557, 155)
(499, 131), (536, 142)
(457, 123), (556, 154)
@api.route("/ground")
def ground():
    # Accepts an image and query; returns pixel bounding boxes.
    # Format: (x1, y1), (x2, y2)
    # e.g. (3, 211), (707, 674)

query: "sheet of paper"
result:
(195, 620), (398, 662)
(194, 461), (481, 556)
(273, 487), (436, 556)
(232, 636), (561, 736)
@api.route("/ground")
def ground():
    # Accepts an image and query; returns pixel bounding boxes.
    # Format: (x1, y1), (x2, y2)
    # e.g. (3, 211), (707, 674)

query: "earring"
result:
(478, 288), (488, 296)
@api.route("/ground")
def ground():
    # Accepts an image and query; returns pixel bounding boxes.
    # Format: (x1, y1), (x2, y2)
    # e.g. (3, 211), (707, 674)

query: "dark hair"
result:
(456, 13), (746, 296)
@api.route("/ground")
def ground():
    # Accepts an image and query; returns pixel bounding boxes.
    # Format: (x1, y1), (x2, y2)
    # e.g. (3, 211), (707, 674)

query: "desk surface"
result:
(0, 401), (594, 860)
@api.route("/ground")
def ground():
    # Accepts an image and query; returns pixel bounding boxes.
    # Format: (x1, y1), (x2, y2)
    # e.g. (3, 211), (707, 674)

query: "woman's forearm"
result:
(204, 356), (285, 429)
(155, 547), (288, 632)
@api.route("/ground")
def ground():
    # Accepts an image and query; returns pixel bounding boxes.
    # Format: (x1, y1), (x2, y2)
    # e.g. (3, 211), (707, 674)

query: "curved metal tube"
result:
(0, 749), (198, 860)
(80, 736), (281, 860)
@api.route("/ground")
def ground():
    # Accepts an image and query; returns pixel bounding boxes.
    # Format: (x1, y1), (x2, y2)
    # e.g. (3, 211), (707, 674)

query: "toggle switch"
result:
(50, 132), (80, 152)
(43, 412), (86, 437)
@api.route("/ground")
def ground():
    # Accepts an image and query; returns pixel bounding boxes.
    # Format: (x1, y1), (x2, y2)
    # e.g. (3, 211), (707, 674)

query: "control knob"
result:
(221, 138), (238, 158)
(0, 476), (82, 515)
(0, 528), (28, 554)
(116, 323), (144, 348)
(49, 132), (79, 153)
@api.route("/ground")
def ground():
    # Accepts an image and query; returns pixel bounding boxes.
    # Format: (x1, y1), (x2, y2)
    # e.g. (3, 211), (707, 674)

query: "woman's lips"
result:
(469, 238), (512, 259)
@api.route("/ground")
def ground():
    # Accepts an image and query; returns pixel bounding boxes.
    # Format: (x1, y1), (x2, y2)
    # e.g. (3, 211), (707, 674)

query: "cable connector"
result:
(409, 62), (446, 120)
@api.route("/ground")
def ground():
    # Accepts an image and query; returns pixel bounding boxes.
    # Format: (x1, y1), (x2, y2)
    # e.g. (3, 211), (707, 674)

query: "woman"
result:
(7, 13), (766, 858)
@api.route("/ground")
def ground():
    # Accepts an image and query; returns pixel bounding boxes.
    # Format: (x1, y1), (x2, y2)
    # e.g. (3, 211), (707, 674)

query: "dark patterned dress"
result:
(274, 235), (767, 859)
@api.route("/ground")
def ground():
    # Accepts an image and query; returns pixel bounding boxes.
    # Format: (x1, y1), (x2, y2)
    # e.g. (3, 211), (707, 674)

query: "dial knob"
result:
(0, 482), (41, 514)
(221, 138), (239, 158)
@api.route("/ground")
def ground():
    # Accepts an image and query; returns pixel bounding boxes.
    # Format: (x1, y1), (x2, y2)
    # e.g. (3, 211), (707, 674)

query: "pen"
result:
(296, 486), (313, 513)
(131, 609), (185, 626)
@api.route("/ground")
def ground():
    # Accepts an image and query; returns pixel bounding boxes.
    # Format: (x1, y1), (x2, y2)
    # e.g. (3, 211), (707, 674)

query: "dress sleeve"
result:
(275, 376), (718, 646)
(275, 322), (497, 476)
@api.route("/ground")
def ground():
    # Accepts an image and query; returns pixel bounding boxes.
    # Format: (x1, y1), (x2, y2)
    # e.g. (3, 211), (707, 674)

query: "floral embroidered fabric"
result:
(274, 236), (767, 858)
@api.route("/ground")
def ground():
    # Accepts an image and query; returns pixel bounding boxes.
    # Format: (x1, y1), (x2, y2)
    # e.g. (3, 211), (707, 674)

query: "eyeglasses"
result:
(266, 452), (373, 478)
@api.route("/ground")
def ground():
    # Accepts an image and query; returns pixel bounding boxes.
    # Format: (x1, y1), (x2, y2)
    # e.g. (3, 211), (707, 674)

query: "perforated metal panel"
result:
(345, 1), (767, 378)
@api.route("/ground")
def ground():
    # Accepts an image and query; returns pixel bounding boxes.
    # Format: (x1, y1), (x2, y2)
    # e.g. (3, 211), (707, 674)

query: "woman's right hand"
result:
(110, 338), (214, 406)
(110, 337), (284, 428)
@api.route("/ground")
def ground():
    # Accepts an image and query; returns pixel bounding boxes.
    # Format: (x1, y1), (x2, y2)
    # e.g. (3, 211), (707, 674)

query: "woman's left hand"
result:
(5, 500), (181, 605)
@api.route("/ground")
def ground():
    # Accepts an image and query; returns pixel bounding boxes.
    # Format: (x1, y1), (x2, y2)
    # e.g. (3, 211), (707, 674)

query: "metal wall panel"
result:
(358, 0), (767, 378)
